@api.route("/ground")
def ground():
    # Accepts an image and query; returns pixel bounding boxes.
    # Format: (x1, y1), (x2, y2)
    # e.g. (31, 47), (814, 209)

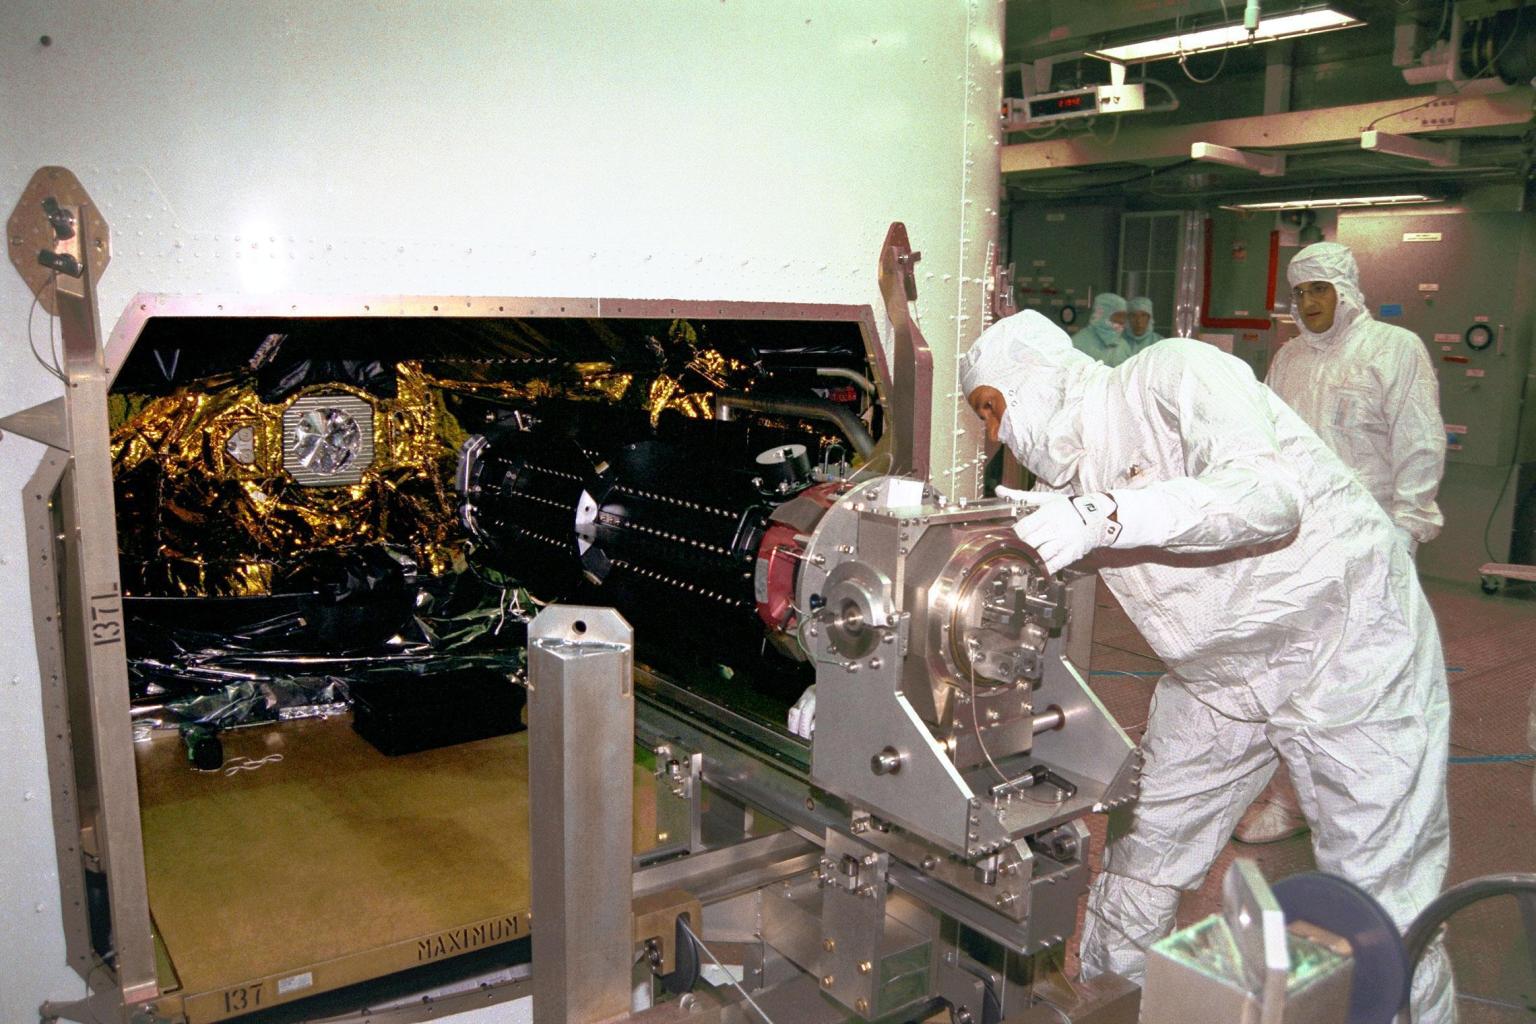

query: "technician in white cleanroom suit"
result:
(960, 310), (1454, 1022)
(1267, 241), (1446, 556)
(1071, 292), (1132, 367)
(1238, 242), (1447, 845)
(1124, 296), (1163, 355)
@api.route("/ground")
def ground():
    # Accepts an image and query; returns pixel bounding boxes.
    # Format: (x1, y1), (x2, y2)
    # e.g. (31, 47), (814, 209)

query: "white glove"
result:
(787, 685), (816, 739)
(1013, 492), (1122, 574)
(995, 485), (1031, 503)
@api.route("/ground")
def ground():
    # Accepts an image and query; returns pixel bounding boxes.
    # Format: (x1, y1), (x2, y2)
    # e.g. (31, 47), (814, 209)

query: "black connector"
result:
(37, 249), (82, 277)
(41, 196), (75, 239)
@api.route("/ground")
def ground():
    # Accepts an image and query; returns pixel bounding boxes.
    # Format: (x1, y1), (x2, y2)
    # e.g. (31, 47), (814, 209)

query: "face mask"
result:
(997, 389), (1021, 451)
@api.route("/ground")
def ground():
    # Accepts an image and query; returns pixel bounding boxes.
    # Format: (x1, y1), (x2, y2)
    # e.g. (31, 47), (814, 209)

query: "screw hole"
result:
(572, 620), (587, 635)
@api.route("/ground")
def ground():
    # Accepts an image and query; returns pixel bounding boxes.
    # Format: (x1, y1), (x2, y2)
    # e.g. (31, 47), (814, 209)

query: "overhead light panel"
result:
(1219, 194), (1438, 211)
(1192, 142), (1286, 177)
(1091, 8), (1364, 64)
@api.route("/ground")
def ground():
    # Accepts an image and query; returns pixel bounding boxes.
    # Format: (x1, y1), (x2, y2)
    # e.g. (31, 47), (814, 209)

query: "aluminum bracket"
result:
(0, 396), (69, 451)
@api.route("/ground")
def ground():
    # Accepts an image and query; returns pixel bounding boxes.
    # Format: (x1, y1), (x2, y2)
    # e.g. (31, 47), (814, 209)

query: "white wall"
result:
(0, 1), (1002, 1018)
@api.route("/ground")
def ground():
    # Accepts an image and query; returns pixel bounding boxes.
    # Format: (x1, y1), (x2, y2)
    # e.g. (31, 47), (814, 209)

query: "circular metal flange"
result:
(821, 561), (892, 660)
(926, 533), (1051, 691)
(7, 166), (111, 316)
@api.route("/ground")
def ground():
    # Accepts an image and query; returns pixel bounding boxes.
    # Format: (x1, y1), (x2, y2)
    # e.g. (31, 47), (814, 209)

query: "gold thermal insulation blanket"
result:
(109, 321), (759, 598)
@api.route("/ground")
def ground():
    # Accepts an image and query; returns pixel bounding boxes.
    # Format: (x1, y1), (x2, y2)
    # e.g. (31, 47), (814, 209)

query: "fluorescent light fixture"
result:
(1092, 8), (1364, 64)
(1219, 194), (1438, 211)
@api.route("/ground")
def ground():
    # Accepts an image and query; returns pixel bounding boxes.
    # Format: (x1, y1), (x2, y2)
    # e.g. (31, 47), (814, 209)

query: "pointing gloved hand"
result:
(1010, 491), (1123, 574)
(787, 685), (816, 739)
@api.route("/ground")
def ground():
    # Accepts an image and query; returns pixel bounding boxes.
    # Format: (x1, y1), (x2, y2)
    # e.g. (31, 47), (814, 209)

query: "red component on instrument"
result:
(754, 482), (842, 634)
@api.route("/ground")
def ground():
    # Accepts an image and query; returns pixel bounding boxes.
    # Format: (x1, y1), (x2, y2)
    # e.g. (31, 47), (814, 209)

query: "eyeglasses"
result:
(1290, 282), (1335, 303)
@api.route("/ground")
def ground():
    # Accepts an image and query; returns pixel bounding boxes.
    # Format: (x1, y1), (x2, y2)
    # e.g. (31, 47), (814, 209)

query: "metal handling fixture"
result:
(14, 167), (1532, 1024)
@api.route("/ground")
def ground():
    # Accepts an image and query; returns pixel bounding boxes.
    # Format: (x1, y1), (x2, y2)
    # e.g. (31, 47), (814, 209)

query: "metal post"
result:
(878, 222), (934, 481)
(529, 606), (635, 1024)
(10, 168), (159, 1015)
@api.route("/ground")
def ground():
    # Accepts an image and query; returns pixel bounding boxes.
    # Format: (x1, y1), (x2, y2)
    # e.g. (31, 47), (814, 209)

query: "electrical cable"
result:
(1472, 0), (1527, 81)
(1004, 158), (1201, 199)
(676, 918), (777, 1024)
(1141, 76), (1181, 112)
(1482, 460), (1520, 563)
(1085, 114), (1125, 147)
(967, 649), (1069, 806)
(1175, 0), (1233, 85)
(1364, 94), (1445, 131)
(26, 276), (65, 382)
(1366, 0), (1527, 132)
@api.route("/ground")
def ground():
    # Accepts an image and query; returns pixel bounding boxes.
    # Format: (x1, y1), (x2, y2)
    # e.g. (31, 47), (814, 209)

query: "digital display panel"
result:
(1028, 91), (1097, 120)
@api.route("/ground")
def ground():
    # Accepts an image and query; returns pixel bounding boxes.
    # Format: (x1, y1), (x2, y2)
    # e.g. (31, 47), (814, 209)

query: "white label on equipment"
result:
(1049, 298), (1065, 306)
(1232, 310), (1250, 316)
(1403, 232), (1443, 242)
(1046, 213), (1066, 222)
(1444, 423), (1467, 432)
(1467, 369), (1486, 378)
(1418, 283), (1440, 292)
(1032, 259), (1047, 267)
(1474, 314), (1490, 322)
(1434, 333), (1460, 343)
(278, 972), (314, 995)
(1038, 276), (1054, 284)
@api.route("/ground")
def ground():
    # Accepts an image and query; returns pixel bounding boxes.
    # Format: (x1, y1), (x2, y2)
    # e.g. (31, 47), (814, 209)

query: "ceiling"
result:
(1001, 0), (1536, 206)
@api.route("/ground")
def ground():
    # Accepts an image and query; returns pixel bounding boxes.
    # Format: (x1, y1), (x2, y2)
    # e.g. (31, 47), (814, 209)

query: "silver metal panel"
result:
(821, 832), (892, 1017)
(51, 221), (159, 1006)
(527, 605), (634, 1024)
(25, 453), (93, 979)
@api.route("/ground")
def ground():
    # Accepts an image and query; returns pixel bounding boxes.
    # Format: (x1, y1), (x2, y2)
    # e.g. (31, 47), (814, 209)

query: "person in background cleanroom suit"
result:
(1269, 241), (1446, 555)
(960, 309), (1454, 1023)
(1071, 291), (1131, 367)
(1236, 241), (1447, 845)
(1124, 296), (1163, 355)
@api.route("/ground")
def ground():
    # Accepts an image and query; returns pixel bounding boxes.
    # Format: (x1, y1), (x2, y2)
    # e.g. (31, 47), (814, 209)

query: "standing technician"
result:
(1235, 242), (1448, 846)
(1267, 241), (1446, 557)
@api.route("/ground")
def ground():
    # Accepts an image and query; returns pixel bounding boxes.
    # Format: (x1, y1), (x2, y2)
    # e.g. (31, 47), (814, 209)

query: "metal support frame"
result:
(1002, 87), (1534, 174)
(528, 605), (636, 1024)
(10, 168), (160, 1024)
(877, 222), (934, 481)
